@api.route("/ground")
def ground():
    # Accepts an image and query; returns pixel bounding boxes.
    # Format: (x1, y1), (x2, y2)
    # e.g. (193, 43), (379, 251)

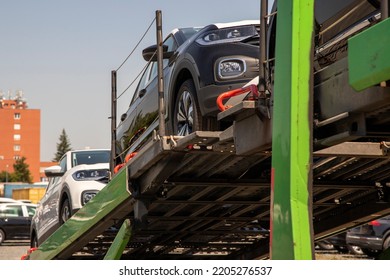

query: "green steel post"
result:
(270, 0), (315, 260)
(104, 219), (132, 260)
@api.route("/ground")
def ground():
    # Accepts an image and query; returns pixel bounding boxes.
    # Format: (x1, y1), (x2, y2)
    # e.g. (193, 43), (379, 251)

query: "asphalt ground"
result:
(0, 240), (372, 260)
(0, 239), (30, 260)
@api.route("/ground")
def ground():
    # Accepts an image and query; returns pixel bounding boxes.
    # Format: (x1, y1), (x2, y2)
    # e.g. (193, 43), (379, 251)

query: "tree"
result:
(12, 157), (33, 183)
(0, 171), (10, 182)
(53, 128), (72, 162)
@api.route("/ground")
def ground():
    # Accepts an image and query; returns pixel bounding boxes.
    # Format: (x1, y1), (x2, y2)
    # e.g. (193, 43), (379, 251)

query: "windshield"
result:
(178, 27), (203, 40)
(71, 150), (110, 167)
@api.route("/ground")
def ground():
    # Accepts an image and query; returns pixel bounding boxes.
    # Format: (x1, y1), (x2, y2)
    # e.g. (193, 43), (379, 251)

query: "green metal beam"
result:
(29, 168), (131, 260)
(349, 17), (390, 91)
(104, 219), (132, 260)
(270, 0), (315, 260)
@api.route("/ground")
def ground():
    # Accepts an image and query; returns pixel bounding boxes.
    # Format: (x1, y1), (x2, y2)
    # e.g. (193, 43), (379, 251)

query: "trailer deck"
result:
(27, 98), (390, 260)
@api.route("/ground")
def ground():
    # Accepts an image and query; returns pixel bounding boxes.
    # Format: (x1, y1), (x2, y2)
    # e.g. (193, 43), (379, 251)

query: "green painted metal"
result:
(103, 219), (132, 260)
(348, 17), (390, 91)
(378, 247), (390, 260)
(270, 0), (315, 260)
(29, 167), (131, 260)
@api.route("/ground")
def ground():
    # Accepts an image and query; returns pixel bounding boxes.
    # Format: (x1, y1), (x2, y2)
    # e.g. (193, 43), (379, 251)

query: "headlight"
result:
(72, 169), (109, 181)
(82, 191), (98, 206)
(218, 59), (246, 79)
(196, 25), (258, 45)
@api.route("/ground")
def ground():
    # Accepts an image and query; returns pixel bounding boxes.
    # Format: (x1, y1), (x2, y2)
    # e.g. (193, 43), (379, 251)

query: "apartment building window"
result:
(14, 145), (21, 151)
(14, 124), (21, 130)
(14, 113), (21, 119)
(13, 155), (21, 160)
(14, 134), (21, 141)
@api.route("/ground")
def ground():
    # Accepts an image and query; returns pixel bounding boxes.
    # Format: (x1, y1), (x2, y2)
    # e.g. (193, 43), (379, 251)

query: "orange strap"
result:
(216, 84), (259, 111)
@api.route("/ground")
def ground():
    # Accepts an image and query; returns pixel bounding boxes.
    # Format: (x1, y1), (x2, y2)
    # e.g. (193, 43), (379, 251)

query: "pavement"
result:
(0, 240), (30, 260)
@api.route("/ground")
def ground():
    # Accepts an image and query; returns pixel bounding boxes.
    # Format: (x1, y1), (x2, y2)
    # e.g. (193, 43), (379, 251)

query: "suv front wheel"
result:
(173, 79), (202, 136)
(60, 198), (71, 224)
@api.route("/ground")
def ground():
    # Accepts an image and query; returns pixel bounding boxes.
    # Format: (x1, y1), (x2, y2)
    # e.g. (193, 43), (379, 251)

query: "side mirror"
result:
(44, 165), (64, 177)
(142, 44), (172, 61)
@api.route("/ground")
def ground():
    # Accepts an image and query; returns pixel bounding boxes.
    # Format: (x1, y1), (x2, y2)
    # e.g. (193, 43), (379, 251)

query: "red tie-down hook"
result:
(113, 152), (138, 174)
(216, 84), (259, 112)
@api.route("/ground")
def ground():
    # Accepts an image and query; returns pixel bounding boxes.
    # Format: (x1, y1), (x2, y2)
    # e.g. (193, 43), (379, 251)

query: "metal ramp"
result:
(27, 103), (390, 259)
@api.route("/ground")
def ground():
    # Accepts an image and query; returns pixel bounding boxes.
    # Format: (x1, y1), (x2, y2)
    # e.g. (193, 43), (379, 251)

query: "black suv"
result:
(116, 20), (260, 162)
(346, 216), (390, 258)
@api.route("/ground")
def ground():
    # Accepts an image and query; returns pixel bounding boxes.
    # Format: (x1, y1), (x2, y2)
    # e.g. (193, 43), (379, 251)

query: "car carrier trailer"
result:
(25, 0), (390, 260)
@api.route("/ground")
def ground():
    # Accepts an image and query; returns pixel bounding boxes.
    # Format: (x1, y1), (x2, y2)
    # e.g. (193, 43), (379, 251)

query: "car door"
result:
(0, 204), (29, 239)
(38, 155), (67, 239)
(134, 35), (178, 145)
(135, 61), (159, 142)
(117, 62), (154, 158)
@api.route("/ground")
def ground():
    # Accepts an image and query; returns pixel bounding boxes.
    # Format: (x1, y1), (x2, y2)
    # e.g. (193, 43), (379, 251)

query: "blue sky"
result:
(1, 0), (267, 161)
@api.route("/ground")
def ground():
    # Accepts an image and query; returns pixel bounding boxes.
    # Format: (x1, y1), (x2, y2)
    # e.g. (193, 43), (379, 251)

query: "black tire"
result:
(60, 198), (71, 225)
(31, 233), (38, 248)
(173, 79), (202, 136)
(0, 229), (5, 245)
(383, 235), (390, 250)
(333, 245), (349, 254)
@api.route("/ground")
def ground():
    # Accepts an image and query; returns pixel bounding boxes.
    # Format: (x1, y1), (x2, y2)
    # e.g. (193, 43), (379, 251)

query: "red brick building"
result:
(0, 92), (41, 182)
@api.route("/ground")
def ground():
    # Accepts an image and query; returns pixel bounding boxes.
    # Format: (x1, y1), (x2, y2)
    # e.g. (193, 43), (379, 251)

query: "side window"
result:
(3, 205), (23, 217)
(45, 177), (56, 194)
(59, 155), (67, 173)
(27, 206), (36, 217)
(46, 155), (67, 187)
(149, 62), (158, 82)
(130, 62), (153, 105)
(163, 36), (178, 68)
(164, 35), (177, 53)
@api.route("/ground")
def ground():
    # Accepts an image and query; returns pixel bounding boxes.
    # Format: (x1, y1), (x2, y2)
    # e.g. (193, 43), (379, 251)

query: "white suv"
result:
(30, 149), (110, 247)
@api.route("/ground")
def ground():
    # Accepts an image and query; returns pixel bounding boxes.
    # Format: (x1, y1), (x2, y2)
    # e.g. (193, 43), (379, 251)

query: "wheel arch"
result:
(0, 227), (6, 242)
(59, 184), (72, 214)
(382, 229), (390, 249)
(170, 58), (202, 116)
(30, 228), (38, 247)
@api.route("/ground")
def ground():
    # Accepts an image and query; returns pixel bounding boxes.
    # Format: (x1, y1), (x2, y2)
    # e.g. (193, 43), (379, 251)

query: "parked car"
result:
(116, 20), (260, 163)
(0, 197), (20, 204)
(327, 231), (363, 255)
(0, 202), (36, 245)
(316, 231), (364, 255)
(346, 216), (390, 258)
(0, 197), (33, 204)
(30, 149), (110, 247)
